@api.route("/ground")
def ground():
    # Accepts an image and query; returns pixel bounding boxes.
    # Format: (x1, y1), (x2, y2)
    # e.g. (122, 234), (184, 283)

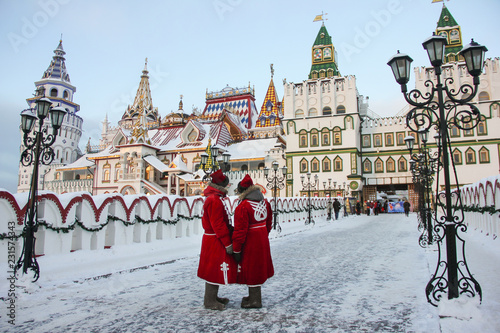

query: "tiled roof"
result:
(256, 79), (281, 128)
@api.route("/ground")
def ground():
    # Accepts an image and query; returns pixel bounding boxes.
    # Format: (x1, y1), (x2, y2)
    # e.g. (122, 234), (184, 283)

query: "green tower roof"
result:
(437, 5), (458, 27)
(313, 24), (332, 46)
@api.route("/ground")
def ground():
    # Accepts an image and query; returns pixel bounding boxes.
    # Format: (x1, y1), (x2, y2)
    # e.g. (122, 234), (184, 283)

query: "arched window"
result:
(465, 148), (476, 164)
(450, 125), (460, 137)
(241, 164), (248, 171)
(310, 129), (319, 146)
(375, 158), (384, 173)
(300, 158), (308, 173)
(103, 163), (111, 182)
(386, 157), (395, 172)
(398, 157), (407, 172)
(334, 156), (342, 171)
(479, 147), (490, 163)
(311, 158), (320, 172)
(363, 159), (372, 173)
(336, 105), (346, 114)
(50, 88), (58, 97)
(323, 107), (332, 115)
(321, 129), (330, 146)
(55, 172), (60, 180)
(477, 119), (487, 135)
(115, 163), (122, 181)
(258, 162), (265, 170)
(299, 130), (307, 147)
(452, 149), (462, 165)
(295, 109), (304, 118)
(333, 128), (341, 145)
(308, 108), (318, 117)
(322, 157), (331, 172)
(63, 90), (69, 99)
(478, 91), (490, 101)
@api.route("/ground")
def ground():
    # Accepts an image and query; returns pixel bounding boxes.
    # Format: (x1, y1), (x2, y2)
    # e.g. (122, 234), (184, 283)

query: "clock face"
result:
(314, 49), (322, 60)
(323, 47), (332, 58)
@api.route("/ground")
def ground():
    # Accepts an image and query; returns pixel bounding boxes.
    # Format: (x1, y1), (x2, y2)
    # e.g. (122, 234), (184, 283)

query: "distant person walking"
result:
(232, 174), (274, 308)
(333, 198), (341, 220)
(404, 200), (411, 217)
(197, 170), (236, 310)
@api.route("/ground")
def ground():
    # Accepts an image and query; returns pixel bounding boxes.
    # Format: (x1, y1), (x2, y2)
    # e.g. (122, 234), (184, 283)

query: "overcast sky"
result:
(0, 0), (499, 193)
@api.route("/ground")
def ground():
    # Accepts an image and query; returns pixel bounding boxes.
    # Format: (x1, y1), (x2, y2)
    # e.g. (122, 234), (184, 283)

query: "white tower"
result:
(18, 40), (84, 192)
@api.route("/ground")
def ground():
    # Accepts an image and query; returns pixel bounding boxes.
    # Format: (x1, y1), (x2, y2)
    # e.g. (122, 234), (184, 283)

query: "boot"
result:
(204, 283), (225, 310)
(241, 286), (262, 308)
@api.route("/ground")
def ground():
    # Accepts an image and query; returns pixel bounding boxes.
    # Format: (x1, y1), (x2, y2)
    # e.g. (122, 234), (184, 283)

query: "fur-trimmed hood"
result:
(204, 182), (228, 196)
(238, 185), (263, 201)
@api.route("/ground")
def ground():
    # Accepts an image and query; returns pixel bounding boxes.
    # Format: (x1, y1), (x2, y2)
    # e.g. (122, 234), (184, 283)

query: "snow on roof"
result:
(57, 155), (95, 171)
(225, 138), (278, 160)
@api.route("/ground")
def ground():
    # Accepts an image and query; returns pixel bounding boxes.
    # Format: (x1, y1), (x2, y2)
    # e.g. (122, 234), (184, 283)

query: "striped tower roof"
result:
(41, 40), (71, 83)
(256, 78), (281, 128)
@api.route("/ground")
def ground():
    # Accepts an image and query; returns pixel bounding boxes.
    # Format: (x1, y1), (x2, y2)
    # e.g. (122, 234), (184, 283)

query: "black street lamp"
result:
(264, 161), (287, 231)
(200, 145), (230, 181)
(301, 172), (318, 225)
(405, 131), (439, 248)
(16, 97), (67, 281)
(388, 36), (486, 305)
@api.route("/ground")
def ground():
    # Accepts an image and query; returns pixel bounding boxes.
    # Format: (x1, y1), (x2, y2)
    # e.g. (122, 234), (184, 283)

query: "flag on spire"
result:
(313, 14), (323, 22)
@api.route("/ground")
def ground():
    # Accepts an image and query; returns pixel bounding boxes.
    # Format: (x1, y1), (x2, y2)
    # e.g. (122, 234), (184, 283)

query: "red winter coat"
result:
(233, 187), (274, 286)
(197, 184), (237, 285)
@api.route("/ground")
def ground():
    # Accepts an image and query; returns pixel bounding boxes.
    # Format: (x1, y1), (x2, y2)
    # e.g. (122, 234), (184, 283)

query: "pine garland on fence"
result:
(437, 203), (500, 216)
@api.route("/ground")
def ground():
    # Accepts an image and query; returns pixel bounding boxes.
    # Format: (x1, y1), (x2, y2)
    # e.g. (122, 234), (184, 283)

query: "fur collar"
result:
(207, 182), (228, 194)
(238, 185), (262, 201)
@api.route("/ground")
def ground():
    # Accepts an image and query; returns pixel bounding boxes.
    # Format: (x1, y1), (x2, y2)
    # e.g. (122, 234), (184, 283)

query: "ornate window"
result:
(477, 119), (487, 135)
(450, 125), (460, 137)
(241, 164), (248, 171)
(300, 158), (308, 173)
(333, 128), (341, 145)
(311, 158), (320, 172)
(363, 159), (372, 173)
(398, 157), (407, 172)
(115, 163), (122, 181)
(478, 91), (490, 101)
(322, 157), (331, 172)
(463, 122), (474, 136)
(334, 156), (343, 171)
(397, 132), (406, 146)
(375, 158), (384, 173)
(299, 130), (308, 147)
(309, 108), (318, 117)
(479, 147), (490, 163)
(310, 129), (319, 147)
(336, 105), (346, 114)
(452, 148), (462, 165)
(385, 133), (394, 146)
(323, 107), (332, 115)
(362, 135), (371, 148)
(50, 88), (58, 97)
(465, 148), (476, 164)
(322, 129), (330, 146)
(55, 172), (60, 180)
(103, 163), (111, 182)
(295, 109), (304, 117)
(374, 134), (382, 147)
(386, 157), (396, 172)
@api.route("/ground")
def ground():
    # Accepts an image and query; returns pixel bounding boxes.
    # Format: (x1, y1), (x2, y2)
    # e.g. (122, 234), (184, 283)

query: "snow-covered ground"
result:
(1, 213), (499, 332)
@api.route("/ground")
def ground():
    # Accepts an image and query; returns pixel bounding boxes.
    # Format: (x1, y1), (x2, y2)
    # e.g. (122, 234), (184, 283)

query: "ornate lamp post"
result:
(264, 161), (287, 231)
(301, 172), (318, 225)
(388, 35), (486, 305)
(16, 97), (67, 281)
(200, 145), (230, 181)
(405, 130), (440, 247)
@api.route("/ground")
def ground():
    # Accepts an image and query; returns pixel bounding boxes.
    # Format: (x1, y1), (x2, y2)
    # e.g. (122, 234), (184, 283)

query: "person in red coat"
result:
(232, 174), (274, 308)
(197, 169), (237, 310)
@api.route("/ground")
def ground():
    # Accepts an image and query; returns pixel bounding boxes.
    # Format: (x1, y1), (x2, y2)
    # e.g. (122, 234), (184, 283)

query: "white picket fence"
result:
(0, 189), (328, 262)
(459, 175), (500, 240)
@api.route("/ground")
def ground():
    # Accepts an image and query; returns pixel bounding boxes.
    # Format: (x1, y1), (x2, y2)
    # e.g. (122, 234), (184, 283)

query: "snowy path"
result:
(2, 214), (499, 332)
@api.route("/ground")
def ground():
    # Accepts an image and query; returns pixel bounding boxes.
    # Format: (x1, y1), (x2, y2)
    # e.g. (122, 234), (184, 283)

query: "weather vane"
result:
(313, 11), (328, 23)
(270, 64), (274, 79)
